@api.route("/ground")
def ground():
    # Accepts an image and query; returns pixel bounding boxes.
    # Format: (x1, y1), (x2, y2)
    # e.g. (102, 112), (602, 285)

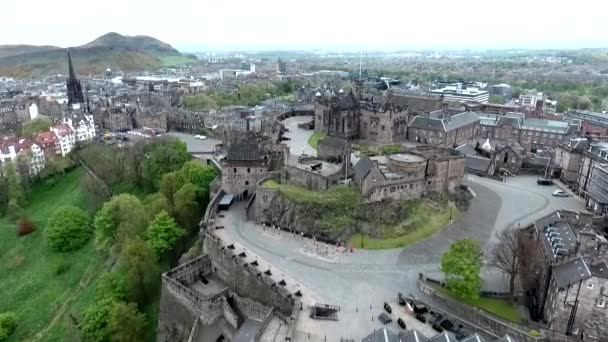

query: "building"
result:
(62, 114), (96, 143)
(66, 50), (84, 108)
(478, 112), (578, 152)
(430, 83), (489, 104)
(488, 84), (513, 101)
(456, 138), (524, 176)
(353, 146), (465, 202)
(361, 327), (515, 342)
(276, 57), (287, 74)
(566, 109), (608, 137)
(51, 122), (76, 156)
(587, 163), (608, 215)
(523, 210), (608, 339)
(0, 138), (46, 175)
(553, 138), (587, 186)
(220, 141), (271, 200)
(407, 111), (481, 148)
(34, 131), (60, 160)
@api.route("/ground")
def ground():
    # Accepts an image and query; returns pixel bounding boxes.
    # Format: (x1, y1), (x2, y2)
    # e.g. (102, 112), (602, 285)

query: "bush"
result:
(7, 199), (23, 221)
(45, 205), (92, 252)
(0, 312), (17, 341)
(54, 262), (71, 276)
(16, 217), (36, 237)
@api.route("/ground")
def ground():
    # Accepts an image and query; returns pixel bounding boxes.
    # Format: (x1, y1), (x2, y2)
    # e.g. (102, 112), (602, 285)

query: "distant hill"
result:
(0, 45), (61, 58)
(0, 32), (196, 78)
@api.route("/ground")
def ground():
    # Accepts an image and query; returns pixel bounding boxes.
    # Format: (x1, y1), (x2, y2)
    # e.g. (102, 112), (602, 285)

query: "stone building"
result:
(220, 142), (270, 200)
(407, 110), (481, 148)
(478, 112), (579, 152)
(456, 139), (524, 176)
(566, 109), (608, 137)
(553, 138), (587, 186)
(167, 109), (206, 133)
(353, 146), (465, 202)
(522, 210), (608, 339)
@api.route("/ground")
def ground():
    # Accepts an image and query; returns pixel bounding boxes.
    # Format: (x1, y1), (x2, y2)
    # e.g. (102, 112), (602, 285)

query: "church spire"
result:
(66, 49), (84, 108)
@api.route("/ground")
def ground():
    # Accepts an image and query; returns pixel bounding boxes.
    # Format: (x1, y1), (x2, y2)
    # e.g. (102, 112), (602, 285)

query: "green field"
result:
(160, 54), (198, 67)
(0, 168), (108, 342)
(437, 286), (522, 323)
(349, 203), (457, 249)
(308, 132), (327, 149)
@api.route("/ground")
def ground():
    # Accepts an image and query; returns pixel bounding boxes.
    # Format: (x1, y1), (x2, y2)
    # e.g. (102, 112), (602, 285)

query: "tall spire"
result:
(66, 49), (84, 108)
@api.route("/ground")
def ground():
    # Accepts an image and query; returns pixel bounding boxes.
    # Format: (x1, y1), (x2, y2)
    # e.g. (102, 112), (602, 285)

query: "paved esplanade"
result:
(212, 117), (586, 340)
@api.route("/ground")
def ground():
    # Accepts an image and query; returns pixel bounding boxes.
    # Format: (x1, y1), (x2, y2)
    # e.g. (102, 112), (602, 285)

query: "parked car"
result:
(378, 313), (392, 324)
(440, 319), (454, 331)
(415, 313), (427, 323)
(413, 304), (428, 314)
(397, 318), (406, 329)
(384, 302), (392, 314)
(432, 323), (444, 332)
(195, 135), (207, 140)
(552, 190), (569, 197)
(398, 292), (406, 305)
(537, 178), (554, 186)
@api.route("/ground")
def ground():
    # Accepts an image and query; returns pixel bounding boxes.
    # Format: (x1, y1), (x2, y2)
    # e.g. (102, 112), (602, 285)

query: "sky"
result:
(2, 0), (607, 52)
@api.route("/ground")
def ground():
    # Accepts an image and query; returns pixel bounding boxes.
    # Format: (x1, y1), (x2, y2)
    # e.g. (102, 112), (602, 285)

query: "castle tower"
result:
(66, 50), (85, 108)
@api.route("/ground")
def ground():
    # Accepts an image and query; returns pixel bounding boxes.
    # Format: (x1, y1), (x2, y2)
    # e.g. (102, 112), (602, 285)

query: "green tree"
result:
(0, 175), (7, 215)
(160, 171), (184, 212)
(107, 302), (147, 342)
(143, 139), (190, 189)
(0, 312), (17, 341)
(179, 160), (216, 200)
(80, 297), (116, 342)
(488, 95), (505, 104)
(15, 153), (33, 194)
(96, 272), (129, 302)
(5, 161), (25, 208)
(145, 210), (185, 255)
(21, 117), (52, 138)
(143, 193), (171, 218)
(118, 237), (160, 304)
(93, 194), (147, 252)
(441, 239), (483, 300)
(45, 205), (92, 252)
(173, 183), (201, 230)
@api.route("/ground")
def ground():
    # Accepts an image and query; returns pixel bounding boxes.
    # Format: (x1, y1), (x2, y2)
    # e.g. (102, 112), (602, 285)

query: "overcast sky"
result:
(2, 0), (607, 51)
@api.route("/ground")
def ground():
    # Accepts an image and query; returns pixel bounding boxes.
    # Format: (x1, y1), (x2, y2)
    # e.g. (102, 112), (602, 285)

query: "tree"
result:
(0, 175), (8, 215)
(15, 153), (33, 194)
(489, 227), (522, 301)
(145, 210), (185, 255)
(118, 237), (160, 304)
(159, 171), (184, 212)
(179, 160), (216, 200)
(143, 193), (171, 219)
(107, 302), (147, 342)
(143, 139), (190, 189)
(45, 205), (92, 252)
(441, 239), (483, 300)
(80, 297), (116, 342)
(6, 200), (22, 222)
(21, 117), (52, 138)
(0, 312), (17, 341)
(173, 183), (201, 230)
(489, 95), (505, 105)
(5, 161), (25, 208)
(93, 194), (147, 252)
(96, 272), (129, 302)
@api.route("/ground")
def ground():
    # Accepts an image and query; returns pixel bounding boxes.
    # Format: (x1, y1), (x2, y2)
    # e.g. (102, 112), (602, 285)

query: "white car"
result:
(552, 190), (569, 197)
(195, 135), (207, 140)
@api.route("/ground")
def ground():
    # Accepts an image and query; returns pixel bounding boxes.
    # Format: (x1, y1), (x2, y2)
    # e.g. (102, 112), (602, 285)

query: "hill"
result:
(0, 44), (60, 58)
(0, 32), (197, 78)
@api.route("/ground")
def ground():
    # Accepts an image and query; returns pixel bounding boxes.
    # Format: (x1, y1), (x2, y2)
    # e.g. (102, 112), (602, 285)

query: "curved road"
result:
(179, 117), (586, 340)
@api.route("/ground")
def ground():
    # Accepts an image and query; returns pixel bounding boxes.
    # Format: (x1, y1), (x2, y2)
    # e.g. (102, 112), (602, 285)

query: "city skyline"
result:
(2, 0), (608, 52)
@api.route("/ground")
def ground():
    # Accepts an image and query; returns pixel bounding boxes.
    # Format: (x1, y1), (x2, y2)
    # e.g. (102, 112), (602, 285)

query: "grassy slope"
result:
(349, 203), (457, 249)
(437, 287), (522, 323)
(0, 168), (106, 342)
(308, 132), (327, 150)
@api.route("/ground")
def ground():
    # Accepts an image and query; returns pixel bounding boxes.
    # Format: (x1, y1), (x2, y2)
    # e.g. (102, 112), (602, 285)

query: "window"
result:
(245, 181), (249, 186)
(247, 168), (250, 173)
(598, 300), (606, 308)
(233, 168), (237, 173)
(587, 283), (594, 289)
(381, 125), (385, 131)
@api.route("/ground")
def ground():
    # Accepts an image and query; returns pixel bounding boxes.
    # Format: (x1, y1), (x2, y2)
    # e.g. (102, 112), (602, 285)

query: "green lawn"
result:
(437, 286), (522, 323)
(308, 131), (327, 149)
(0, 168), (106, 342)
(349, 203), (457, 250)
(262, 179), (280, 188)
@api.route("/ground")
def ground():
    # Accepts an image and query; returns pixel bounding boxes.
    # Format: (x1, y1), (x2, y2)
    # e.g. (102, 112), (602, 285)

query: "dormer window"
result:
(598, 299), (606, 308)
(587, 283), (594, 289)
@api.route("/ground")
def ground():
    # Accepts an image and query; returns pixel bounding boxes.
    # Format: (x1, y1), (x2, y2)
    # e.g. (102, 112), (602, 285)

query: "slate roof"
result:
(590, 261), (608, 279)
(333, 93), (358, 111)
(226, 143), (263, 161)
(354, 156), (373, 181)
(552, 256), (592, 288)
(428, 332), (457, 342)
(409, 112), (479, 132)
(361, 328), (399, 342)
(460, 334), (487, 342)
(455, 143), (479, 157)
(541, 220), (577, 259)
(398, 330), (429, 342)
(465, 155), (492, 172)
(496, 335), (517, 342)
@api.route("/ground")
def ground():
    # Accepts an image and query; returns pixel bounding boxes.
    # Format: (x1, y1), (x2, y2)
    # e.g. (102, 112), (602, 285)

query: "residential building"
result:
(34, 131), (60, 160)
(0, 138), (46, 175)
(407, 111), (481, 148)
(62, 114), (96, 143)
(587, 163), (608, 215)
(553, 138), (587, 186)
(51, 122), (76, 156)
(430, 83), (489, 104)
